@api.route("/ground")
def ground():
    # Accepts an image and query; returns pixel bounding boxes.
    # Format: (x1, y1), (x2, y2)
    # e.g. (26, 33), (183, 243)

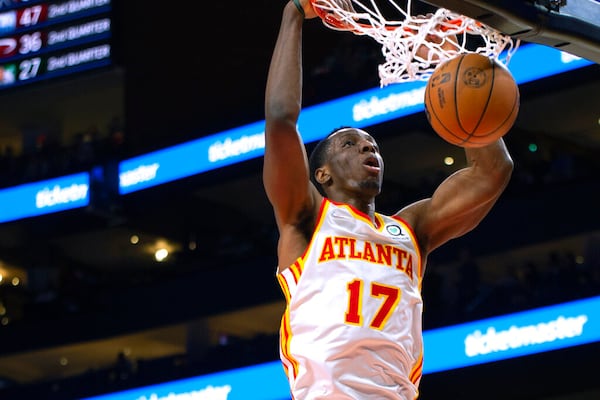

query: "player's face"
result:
(326, 128), (384, 195)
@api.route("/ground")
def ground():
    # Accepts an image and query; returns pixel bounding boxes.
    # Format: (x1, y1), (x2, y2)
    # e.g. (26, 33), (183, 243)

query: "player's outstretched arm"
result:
(263, 2), (323, 273)
(263, 2), (320, 229)
(401, 138), (513, 255)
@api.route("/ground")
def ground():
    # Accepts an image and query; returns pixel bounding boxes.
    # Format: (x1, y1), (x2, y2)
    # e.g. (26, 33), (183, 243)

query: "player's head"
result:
(309, 127), (384, 198)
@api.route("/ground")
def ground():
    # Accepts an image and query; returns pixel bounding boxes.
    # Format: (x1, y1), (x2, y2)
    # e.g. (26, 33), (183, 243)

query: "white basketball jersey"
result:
(277, 199), (424, 400)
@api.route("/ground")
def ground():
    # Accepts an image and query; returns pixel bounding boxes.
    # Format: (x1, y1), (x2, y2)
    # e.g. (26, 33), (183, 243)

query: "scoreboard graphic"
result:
(0, 0), (112, 90)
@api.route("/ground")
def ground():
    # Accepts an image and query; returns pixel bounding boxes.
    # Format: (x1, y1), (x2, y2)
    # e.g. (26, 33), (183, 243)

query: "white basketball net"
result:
(310, 0), (520, 86)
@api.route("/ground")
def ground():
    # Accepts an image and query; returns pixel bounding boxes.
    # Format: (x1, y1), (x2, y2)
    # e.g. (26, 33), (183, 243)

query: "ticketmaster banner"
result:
(81, 360), (290, 400)
(82, 295), (600, 400)
(422, 294), (600, 373)
(0, 172), (89, 223)
(116, 43), (592, 195)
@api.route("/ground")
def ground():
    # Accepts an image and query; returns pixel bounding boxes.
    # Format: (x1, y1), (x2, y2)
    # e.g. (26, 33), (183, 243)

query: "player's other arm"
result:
(263, 2), (320, 232)
(402, 138), (513, 254)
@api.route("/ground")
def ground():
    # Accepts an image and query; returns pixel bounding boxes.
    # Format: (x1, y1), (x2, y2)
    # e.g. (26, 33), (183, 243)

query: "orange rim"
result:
(309, 1), (479, 34)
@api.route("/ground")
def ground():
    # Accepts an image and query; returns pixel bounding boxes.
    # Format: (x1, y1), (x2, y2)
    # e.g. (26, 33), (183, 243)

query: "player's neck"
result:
(331, 195), (377, 221)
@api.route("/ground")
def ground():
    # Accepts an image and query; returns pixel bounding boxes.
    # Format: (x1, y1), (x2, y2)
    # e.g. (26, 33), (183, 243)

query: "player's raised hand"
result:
(293, 0), (318, 19)
(413, 14), (460, 61)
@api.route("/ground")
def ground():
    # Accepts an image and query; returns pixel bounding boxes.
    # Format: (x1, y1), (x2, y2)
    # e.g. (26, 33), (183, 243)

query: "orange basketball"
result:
(423, 53), (520, 148)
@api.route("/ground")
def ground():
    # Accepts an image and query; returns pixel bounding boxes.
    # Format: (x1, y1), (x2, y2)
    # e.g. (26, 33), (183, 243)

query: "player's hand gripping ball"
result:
(424, 53), (520, 148)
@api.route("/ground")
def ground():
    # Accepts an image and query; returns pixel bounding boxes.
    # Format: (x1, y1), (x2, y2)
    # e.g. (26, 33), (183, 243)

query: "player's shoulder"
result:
(394, 198), (431, 242)
(395, 198), (429, 222)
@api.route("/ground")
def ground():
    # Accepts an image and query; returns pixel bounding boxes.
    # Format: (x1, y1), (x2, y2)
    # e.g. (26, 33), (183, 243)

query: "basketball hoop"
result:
(309, 0), (520, 86)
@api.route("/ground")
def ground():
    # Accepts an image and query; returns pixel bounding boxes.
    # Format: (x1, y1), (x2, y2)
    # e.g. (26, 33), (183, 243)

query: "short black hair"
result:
(308, 126), (350, 196)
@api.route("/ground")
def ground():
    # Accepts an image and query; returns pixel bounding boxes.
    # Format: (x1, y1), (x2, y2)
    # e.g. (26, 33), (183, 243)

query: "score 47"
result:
(17, 3), (46, 28)
(0, 3), (45, 33)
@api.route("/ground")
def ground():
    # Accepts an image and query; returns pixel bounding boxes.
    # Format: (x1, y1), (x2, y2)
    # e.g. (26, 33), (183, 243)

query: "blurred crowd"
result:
(0, 116), (127, 189)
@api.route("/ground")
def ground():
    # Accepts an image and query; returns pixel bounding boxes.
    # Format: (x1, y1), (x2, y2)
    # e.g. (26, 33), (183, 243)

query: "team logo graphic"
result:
(386, 224), (402, 236)
(0, 64), (15, 85)
(462, 67), (487, 87)
(386, 224), (410, 241)
(0, 37), (17, 58)
(0, 10), (16, 35)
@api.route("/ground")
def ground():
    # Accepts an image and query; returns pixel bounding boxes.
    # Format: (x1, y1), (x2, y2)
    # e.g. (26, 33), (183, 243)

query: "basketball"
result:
(423, 53), (520, 148)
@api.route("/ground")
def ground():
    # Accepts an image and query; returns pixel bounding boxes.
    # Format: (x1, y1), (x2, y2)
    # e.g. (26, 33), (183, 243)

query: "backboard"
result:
(422, 0), (600, 63)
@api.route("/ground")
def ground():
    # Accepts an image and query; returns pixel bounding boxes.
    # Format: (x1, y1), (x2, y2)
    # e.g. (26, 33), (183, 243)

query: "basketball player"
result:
(263, 1), (514, 399)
